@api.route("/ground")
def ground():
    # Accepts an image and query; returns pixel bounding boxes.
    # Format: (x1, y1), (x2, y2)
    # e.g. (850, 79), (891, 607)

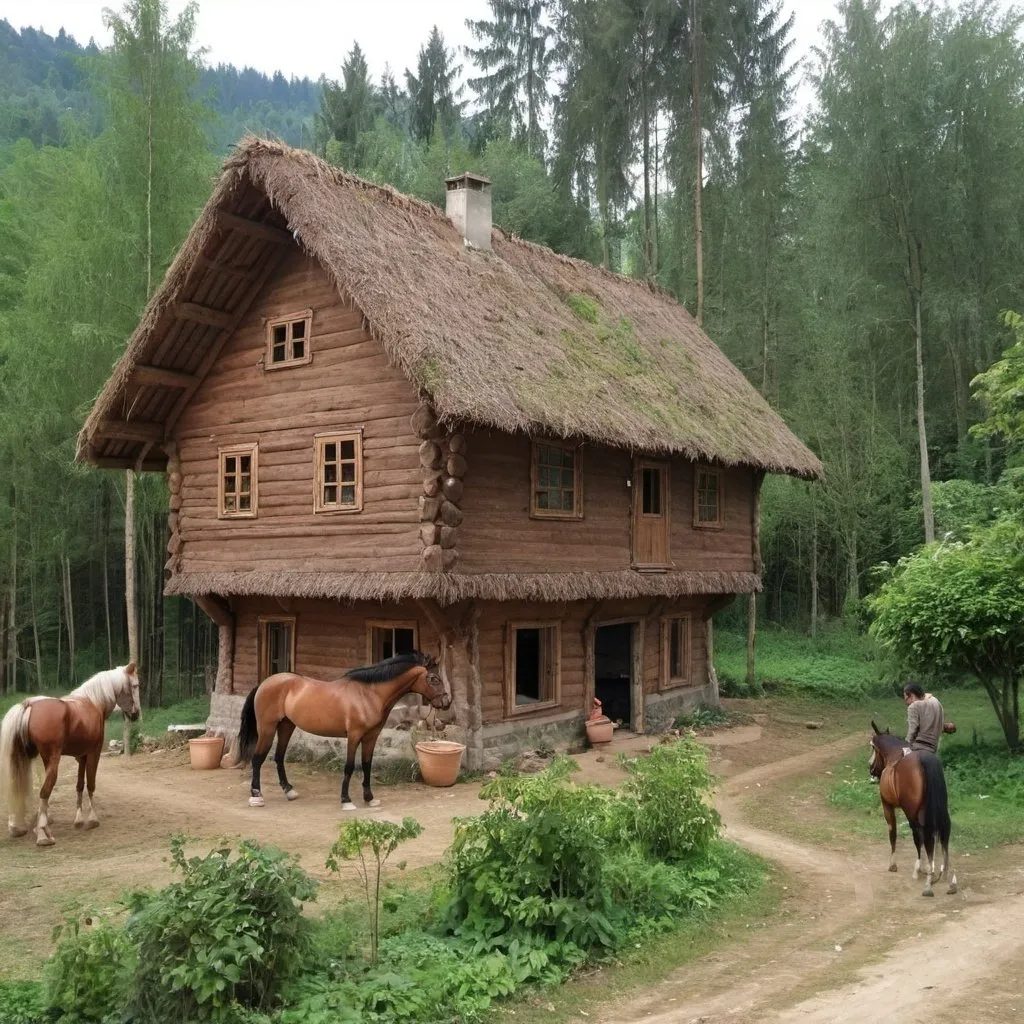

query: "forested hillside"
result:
(1, 0), (1022, 705)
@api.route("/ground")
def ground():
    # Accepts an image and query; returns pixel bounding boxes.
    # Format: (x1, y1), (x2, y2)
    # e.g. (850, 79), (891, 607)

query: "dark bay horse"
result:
(238, 651), (451, 810)
(869, 722), (957, 897)
(1, 664), (141, 847)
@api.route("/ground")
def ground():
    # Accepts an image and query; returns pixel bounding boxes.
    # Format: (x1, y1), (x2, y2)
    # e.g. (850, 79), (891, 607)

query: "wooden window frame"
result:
(693, 465), (725, 529)
(504, 621), (562, 718)
(258, 615), (296, 681)
(530, 439), (584, 520)
(631, 457), (671, 570)
(313, 429), (364, 514)
(365, 620), (419, 663)
(218, 443), (258, 519)
(265, 308), (313, 369)
(660, 614), (692, 690)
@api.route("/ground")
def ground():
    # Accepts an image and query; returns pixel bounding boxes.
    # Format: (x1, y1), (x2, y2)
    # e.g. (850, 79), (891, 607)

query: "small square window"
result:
(259, 617), (295, 681)
(505, 623), (561, 715)
(265, 310), (313, 368)
(219, 444), (258, 518)
(662, 616), (691, 688)
(694, 466), (723, 527)
(368, 621), (418, 663)
(531, 441), (583, 519)
(315, 431), (363, 513)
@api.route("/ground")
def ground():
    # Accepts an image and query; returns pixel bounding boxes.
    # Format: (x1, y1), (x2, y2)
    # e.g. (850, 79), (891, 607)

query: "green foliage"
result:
(566, 292), (600, 322)
(971, 311), (1024, 455)
(869, 518), (1024, 750)
(45, 916), (135, 1022)
(674, 703), (731, 730)
(326, 817), (423, 963)
(0, 980), (47, 1024)
(617, 740), (721, 862)
(124, 837), (318, 1020)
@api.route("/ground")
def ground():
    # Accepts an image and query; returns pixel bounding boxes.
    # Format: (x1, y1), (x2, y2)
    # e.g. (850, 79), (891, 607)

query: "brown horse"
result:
(1, 663), (141, 847)
(869, 721), (957, 897)
(238, 650), (451, 810)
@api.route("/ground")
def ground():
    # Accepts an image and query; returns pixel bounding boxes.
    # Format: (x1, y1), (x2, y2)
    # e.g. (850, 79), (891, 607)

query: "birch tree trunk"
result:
(124, 470), (137, 756)
(691, 0), (704, 326)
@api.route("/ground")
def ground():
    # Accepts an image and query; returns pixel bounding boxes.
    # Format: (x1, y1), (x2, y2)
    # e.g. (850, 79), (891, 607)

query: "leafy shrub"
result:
(45, 915), (135, 1022)
(124, 837), (318, 1021)
(0, 981), (47, 1024)
(617, 739), (721, 862)
(674, 703), (731, 730)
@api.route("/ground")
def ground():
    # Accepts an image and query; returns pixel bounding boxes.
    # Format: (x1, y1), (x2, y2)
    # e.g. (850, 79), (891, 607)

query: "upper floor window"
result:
(314, 431), (363, 513)
(694, 466), (723, 528)
(531, 440), (583, 519)
(661, 615), (691, 688)
(266, 309), (313, 368)
(218, 444), (258, 518)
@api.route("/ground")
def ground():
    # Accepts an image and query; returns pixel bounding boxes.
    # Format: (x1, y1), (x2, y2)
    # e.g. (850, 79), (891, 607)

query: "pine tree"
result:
(405, 27), (465, 143)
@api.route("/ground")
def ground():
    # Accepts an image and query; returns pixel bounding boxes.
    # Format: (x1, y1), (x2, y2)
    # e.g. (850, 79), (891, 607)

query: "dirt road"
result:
(591, 735), (1024, 1024)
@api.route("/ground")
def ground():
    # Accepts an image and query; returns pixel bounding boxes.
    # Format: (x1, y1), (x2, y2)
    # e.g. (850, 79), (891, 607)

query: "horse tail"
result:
(237, 685), (261, 765)
(920, 751), (950, 842)
(0, 703), (34, 826)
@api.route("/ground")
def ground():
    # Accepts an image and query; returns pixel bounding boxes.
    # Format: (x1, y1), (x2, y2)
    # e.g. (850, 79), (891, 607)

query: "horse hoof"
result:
(8, 827), (28, 839)
(367, 798), (381, 808)
(82, 819), (99, 831)
(285, 789), (299, 801)
(922, 886), (934, 897)
(888, 863), (898, 873)
(74, 819), (84, 830)
(248, 795), (265, 808)
(36, 834), (55, 848)
(947, 883), (959, 895)
(341, 801), (357, 811)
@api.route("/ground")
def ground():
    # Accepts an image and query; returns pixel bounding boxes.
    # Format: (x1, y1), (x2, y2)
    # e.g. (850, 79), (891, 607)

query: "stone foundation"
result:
(641, 683), (714, 733)
(479, 709), (586, 771)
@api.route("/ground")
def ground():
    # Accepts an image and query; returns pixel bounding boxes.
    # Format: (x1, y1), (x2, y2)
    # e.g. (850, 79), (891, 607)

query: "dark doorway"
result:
(594, 623), (633, 727)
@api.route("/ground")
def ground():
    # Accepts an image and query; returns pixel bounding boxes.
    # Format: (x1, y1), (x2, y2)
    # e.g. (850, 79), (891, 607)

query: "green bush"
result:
(124, 837), (318, 1021)
(617, 740), (721, 862)
(0, 981), (47, 1024)
(45, 916), (135, 1022)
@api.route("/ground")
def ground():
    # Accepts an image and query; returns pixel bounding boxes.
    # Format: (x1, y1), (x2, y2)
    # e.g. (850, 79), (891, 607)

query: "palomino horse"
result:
(869, 721), (957, 897)
(0, 664), (141, 846)
(238, 651), (451, 810)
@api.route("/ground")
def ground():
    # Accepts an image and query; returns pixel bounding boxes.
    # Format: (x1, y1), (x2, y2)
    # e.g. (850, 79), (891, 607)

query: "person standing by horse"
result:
(903, 682), (945, 754)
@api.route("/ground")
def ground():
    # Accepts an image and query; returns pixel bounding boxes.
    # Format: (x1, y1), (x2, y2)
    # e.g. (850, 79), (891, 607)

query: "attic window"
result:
(661, 615), (691, 689)
(531, 441), (583, 520)
(694, 466), (724, 528)
(314, 431), (363, 513)
(266, 309), (313, 368)
(219, 444), (258, 518)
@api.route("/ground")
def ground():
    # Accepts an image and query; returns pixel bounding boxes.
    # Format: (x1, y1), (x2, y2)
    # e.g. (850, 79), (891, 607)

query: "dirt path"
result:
(590, 733), (1024, 1024)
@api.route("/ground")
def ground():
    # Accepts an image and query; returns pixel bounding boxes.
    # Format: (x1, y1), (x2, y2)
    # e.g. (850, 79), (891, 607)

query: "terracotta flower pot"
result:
(189, 735), (225, 770)
(415, 740), (466, 787)
(585, 716), (614, 746)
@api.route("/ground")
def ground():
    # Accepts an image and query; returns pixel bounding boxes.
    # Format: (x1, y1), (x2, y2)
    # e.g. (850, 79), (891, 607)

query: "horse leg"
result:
(274, 719), (299, 801)
(944, 831), (958, 896)
(921, 823), (937, 897)
(910, 821), (923, 879)
(881, 801), (898, 871)
(80, 750), (101, 830)
(34, 751), (60, 847)
(73, 757), (87, 829)
(340, 733), (359, 811)
(360, 727), (384, 808)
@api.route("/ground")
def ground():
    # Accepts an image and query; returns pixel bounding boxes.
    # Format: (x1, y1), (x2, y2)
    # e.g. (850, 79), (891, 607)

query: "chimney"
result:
(445, 172), (492, 250)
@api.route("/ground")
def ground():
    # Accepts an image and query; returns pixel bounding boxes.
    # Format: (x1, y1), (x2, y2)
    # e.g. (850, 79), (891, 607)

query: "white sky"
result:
(4, 0), (853, 89)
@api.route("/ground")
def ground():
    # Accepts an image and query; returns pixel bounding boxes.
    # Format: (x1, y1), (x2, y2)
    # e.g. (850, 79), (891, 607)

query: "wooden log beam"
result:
(90, 455), (167, 472)
(197, 255), (260, 280)
(193, 593), (233, 629)
(134, 364), (199, 389)
(216, 210), (293, 245)
(175, 302), (234, 330)
(95, 421), (164, 444)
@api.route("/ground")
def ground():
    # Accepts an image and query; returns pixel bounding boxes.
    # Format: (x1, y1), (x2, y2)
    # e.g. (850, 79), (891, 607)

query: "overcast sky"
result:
(4, 0), (862, 91)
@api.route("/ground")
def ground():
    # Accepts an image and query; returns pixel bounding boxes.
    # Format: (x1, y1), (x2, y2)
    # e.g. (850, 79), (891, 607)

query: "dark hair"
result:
(903, 682), (925, 699)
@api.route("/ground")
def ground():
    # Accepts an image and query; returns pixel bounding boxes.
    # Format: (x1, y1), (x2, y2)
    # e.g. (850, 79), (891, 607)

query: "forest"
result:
(0, 0), (1022, 713)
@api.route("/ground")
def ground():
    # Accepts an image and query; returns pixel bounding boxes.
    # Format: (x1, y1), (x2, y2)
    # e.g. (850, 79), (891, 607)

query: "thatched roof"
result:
(77, 136), (820, 479)
(164, 569), (761, 605)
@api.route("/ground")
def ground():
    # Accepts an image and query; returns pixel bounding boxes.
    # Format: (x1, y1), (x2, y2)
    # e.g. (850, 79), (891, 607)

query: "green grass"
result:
(715, 624), (886, 699)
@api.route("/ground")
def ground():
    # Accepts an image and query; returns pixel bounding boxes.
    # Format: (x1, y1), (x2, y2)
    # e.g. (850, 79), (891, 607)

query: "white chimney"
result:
(445, 172), (492, 250)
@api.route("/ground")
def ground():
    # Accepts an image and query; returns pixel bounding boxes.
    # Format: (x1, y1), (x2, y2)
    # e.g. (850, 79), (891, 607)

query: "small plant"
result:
(326, 817), (423, 963)
(674, 703), (731, 731)
(0, 980), (47, 1024)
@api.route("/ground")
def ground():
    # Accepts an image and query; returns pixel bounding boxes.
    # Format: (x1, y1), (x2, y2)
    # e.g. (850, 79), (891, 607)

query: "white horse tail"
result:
(0, 702), (33, 828)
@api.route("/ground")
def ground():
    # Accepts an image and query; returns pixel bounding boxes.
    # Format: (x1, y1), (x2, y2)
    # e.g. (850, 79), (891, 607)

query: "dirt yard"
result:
(2, 708), (1022, 1022)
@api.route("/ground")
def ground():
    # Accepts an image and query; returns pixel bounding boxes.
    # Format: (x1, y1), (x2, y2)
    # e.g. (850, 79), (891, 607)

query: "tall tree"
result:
(316, 42), (379, 162)
(465, 0), (556, 159)
(405, 26), (465, 143)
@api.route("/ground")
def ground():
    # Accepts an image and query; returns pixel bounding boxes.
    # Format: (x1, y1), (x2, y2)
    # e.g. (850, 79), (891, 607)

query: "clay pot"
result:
(585, 716), (615, 746)
(189, 735), (224, 770)
(415, 740), (466, 787)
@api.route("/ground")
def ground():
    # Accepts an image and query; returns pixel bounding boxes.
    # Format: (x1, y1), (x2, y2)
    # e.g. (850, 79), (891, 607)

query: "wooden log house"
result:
(77, 138), (822, 768)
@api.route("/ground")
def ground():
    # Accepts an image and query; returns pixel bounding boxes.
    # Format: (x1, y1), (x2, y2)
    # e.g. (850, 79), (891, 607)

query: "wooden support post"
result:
(747, 472), (765, 694)
(581, 600), (604, 715)
(193, 595), (235, 694)
(632, 617), (645, 734)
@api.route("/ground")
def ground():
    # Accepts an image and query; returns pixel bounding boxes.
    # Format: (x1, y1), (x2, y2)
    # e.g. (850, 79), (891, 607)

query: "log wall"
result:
(173, 248), (423, 574)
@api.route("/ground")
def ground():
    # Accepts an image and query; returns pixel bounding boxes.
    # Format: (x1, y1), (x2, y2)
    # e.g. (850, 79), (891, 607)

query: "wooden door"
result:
(632, 459), (670, 568)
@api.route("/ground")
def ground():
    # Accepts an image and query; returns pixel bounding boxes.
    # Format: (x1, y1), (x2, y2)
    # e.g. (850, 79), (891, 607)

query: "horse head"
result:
(117, 662), (142, 722)
(417, 651), (451, 710)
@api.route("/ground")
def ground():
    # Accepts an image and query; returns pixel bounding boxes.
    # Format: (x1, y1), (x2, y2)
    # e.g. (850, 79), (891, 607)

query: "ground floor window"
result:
(259, 616), (295, 681)
(505, 623), (561, 715)
(661, 615), (691, 688)
(367, 621), (418, 662)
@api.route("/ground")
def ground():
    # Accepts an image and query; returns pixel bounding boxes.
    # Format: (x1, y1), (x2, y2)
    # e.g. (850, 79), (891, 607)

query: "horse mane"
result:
(69, 666), (128, 710)
(344, 651), (431, 684)
(872, 731), (906, 756)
